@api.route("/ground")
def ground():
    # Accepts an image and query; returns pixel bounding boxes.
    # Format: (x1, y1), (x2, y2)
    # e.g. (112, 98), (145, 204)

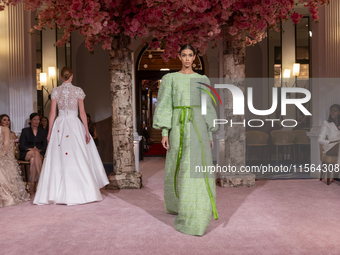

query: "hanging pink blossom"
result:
(0, 0), (331, 60)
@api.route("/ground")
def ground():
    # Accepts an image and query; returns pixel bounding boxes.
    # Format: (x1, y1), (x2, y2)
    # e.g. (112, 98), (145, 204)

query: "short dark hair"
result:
(179, 44), (196, 55)
(40, 116), (49, 130)
(87, 113), (93, 127)
(30, 113), (39, 120)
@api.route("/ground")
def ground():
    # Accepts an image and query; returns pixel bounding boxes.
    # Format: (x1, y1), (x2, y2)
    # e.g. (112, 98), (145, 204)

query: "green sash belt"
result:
(173, 105), (218, 220)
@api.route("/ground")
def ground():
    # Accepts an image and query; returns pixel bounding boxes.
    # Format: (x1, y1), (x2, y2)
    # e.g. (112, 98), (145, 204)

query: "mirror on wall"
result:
(295, 16), (311, 129)
(36, 18), (43, 117)
(268, 23), (282, 87)
(56, 28), (72, 86)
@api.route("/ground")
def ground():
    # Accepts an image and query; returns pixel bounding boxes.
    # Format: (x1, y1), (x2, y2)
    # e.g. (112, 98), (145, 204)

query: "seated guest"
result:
(40, 117), (49, 131)
(0, 125), (30, 207)
(19, 113), (47, 194)
(0, 114), (19, 158)
(318, 104), (340, 181)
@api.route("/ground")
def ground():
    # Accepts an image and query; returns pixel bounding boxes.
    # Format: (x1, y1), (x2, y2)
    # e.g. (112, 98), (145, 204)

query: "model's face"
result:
(41, 118), (47, 127)
(178, 49), (196, 68)
(330, 107), (340, 120)
(31, 116), (40, 128)
(0, 116), (10, 128)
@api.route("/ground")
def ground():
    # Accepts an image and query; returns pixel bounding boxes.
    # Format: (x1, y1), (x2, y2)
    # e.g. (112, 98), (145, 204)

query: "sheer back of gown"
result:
(51, 83), (85, 116)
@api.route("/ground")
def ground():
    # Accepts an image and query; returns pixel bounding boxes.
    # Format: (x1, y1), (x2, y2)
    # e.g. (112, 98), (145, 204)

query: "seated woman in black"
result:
(19, 113), (47, 194)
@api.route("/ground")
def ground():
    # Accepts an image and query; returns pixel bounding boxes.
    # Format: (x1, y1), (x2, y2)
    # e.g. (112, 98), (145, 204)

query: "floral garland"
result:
(0, 0), (330, 60)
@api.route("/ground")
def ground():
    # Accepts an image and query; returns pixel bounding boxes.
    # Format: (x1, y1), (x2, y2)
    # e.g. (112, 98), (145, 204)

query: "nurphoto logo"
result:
(198, 83), (312, 128)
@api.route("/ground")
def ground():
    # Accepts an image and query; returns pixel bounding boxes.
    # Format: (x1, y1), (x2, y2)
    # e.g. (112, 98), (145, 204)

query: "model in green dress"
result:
(152, 45), (219, 236)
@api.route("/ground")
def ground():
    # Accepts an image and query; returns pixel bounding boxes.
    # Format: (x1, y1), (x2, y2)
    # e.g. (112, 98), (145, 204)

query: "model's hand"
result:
(210, 140), (214, 150)
(86, 132), (90, 144)
(161, 136), (169, 150)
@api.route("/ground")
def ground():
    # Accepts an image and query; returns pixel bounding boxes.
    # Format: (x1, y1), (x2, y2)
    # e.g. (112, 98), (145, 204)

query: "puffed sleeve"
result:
(201, 75), (218, 141)
(318, 121), (330, 146)
(78, 88), (86, 100)
(51, 88), (57, 100)
(152, 74), (173, 137)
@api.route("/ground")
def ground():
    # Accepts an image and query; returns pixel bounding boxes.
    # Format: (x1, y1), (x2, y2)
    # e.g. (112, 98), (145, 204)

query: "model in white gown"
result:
(33, 81), (109, 205)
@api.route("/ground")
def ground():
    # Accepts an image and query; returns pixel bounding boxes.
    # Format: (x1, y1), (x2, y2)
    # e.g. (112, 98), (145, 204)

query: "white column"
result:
(281, 20), (296, 123)
(308, 2), (340, 177)
(0, 8), (10, 115)
(325, 0), (340, 78)
(7, 4), (36, 133)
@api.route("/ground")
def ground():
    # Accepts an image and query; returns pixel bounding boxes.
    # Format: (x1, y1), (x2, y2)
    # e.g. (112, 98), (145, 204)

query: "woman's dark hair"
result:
(29, 113), (39, 126)
(40, 117), (49, 130)
(60, 66), (73, 81)
(30, 113), (39, 120)
(327, 104), (340, 124)
(86, 113), (92, 127)
(179, 44), (196, 55)
(0, 114), (11, 130)
(87, 113), (95, 134)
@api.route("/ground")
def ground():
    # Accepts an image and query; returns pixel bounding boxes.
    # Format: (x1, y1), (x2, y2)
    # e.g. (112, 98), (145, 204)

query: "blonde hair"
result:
(60, 66), (73, 81)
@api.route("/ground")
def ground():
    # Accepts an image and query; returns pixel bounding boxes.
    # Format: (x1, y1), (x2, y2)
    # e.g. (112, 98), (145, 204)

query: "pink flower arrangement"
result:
(0, 0), (330, 60)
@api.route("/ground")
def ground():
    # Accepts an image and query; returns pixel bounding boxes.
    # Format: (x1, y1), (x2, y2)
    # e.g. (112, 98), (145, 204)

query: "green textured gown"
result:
(152, 72), (218, 236)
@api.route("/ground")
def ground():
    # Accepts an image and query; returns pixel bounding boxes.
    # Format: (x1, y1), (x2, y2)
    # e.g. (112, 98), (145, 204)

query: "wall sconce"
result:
(40, 72), (52, 109)
(48, 66), (56, 88)
(293, 63), (300, 77)
(40, 73), (47, 86)
(283, 69), (291, 83)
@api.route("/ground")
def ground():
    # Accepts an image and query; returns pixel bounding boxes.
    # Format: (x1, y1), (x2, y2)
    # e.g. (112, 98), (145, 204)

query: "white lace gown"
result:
(33, 82), (109, 205)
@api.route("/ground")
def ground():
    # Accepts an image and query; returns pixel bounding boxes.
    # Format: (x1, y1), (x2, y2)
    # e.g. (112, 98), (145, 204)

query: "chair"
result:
(271, 130), (296, 164)
(246, 131), (269, 162)
(292, 130), (310, 163)
(18, 160), (30, 188)
(319, 144), (337, 185)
